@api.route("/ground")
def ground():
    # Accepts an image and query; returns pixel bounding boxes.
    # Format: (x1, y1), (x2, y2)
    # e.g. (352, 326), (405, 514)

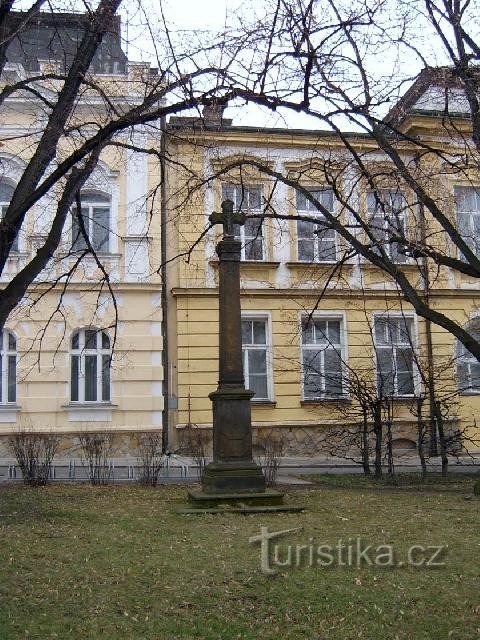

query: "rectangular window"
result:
(72, 193), (111, 253)
(374, 315), (416, 397)
(296, 188), (336, 262)
(367, 190), (408, 263)
(222, 184), (264, 261)
(454, 186), (480, 257)
(241, 318), (271, 400)
(301, 316), (345, 399)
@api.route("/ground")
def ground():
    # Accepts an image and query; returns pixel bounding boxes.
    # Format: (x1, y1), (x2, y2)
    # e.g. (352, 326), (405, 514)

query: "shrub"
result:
(8, 432), (59, 486)
(136, 432), (165, 486)
(78, 432), (115, 485)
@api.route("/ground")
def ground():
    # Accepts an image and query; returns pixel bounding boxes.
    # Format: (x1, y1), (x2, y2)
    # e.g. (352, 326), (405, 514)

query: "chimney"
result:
(202, 101), (226, 128)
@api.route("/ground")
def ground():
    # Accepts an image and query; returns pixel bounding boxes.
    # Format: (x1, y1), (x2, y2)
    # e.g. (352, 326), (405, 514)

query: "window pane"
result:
(245, 218), (262, 238)
(248, 350), (267, 374)
(302, 320), (313, 345)
(375, 318), (388, 344)
(245, 238), (263, 260)
(72, 209), (88, 250)
(8, 332), (15, 351)
(455, 187), (476, 211)
(298, 239), (314, 262)
(324, 348), (342, 395)
(296, 191), (308, 210)
(85, 330), (97, 349)
(241, 321), (252, 345)
(250, 373), (268, 399)
(313, 321), (327, 344)
(92, 207), (110, 252)
(252, 321), (266, 344)
(0, 181), (14, 201)
(247, 188), (262, 210)
(396, 348), (414, 394)
(304, 372), (321, 398)
(396, 319), (412, 344)
(101, 332), (110, 350)
(397, 371), (415, 395)
(7, 355), (16, 402)
(297, 220), (315, 239)
(327, 321), (341, 344)
(469, 362), (480, 390)
(317, 236), (336, 261)
(71, 332), (79, 350)
(377, 348), (394, 396)
(71, 355), (79, 401)
(222, 184), (235, 202)
(85, 355), (97, 401)
(102, 355), (111, 401)
(81, 191), (110, 204)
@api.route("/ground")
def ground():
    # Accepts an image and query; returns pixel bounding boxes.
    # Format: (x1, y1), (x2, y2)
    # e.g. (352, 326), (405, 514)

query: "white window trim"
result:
(299, 311), (349, 400)
(71, 191), (112, 254)
(456, 318), (480, 394)
(70, 328), (111, 404)
(0, 329), (17, 405)
(454, 185), (480, 259)
(296, 187), (338, 263)
(0, 180), (19, 253)
(241, 311), (274, 402)
(366, 190), (410, 264)
(221, 183), (265, 261)
(372, 312), (419, 398)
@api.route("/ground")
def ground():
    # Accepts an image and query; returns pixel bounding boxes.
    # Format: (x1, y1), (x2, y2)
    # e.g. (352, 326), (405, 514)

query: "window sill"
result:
(209, 260), (280, 268)
(301, 397), (351, 405)
(0, 404), (20, 423)
(63, 403), (117, 422)
(251, 399), (276, 407)
(287, 260), (350, 267)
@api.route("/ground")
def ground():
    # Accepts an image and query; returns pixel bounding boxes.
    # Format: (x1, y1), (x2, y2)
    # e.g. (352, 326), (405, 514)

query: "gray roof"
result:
(3, 11), (127, 75)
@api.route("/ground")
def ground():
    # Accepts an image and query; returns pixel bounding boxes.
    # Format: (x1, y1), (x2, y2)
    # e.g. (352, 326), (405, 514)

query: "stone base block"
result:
(187, 487), (285, 508)
(201, 460), (266, 493)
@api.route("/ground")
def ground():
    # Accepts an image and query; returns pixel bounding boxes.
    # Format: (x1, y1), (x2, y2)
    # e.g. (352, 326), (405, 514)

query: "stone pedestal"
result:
(182, 201), (298, 512)
(199, 230), (266, 495)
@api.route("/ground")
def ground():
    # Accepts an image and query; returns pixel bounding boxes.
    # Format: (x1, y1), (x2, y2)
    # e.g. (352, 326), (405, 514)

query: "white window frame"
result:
(300, 312), (348, 400)
(456, 321), (480, 394)
(70, 328), (111, 404)
(221, 183), (264, 261)
(367, 190), (409, 264)
(454, 185), (480, 258)
(71, 190), (111, 254)
(373, 312), (418, 398)
(0, 179), (19, 252)
(296, 187), (337, 263)
(0, 329), (16, 404)
(241, 312), (274, 402)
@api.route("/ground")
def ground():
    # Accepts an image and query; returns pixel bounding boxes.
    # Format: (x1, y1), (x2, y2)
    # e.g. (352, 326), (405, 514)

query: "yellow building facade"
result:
(165, 82), (480, 458)
(0, 14), (164, 459)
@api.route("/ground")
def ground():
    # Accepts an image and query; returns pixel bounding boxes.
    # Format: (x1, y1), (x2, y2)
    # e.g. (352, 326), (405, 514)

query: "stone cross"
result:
(197, 199), (266, 494)
(209, 199), (246, 238)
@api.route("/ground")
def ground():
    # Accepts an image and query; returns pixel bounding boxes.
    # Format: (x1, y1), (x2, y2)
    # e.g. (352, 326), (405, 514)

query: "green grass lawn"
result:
(0, 482), (479, 639)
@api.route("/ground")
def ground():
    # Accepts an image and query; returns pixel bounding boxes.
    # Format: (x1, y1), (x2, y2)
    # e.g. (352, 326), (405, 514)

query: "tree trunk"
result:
(361, 411), (371, 476)
(373, 401), (383, 479)
(416, 399), (428, 481)
(435, 401), (449, 478)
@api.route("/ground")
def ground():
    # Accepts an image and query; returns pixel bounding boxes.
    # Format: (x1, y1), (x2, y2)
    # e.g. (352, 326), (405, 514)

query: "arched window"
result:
(0, 179), (18, 252)
(0, 330), (16, 404)
(72, 191), (111, 253)
(457, 324), (480, 393)
(70, 328), (111, 403)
